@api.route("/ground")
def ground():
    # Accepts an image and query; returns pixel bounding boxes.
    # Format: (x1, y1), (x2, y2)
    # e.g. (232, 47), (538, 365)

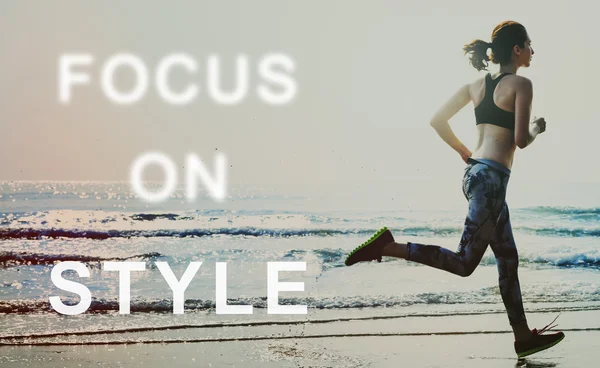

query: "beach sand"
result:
(1, 309), (598, 367)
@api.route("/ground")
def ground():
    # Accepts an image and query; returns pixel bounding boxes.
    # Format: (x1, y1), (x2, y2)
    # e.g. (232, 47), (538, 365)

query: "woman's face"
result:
(518, 36), (534, 67)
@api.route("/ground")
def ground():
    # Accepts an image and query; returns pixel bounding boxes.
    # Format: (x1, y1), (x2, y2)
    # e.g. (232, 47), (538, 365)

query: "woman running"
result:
(344, 20), (565, 358)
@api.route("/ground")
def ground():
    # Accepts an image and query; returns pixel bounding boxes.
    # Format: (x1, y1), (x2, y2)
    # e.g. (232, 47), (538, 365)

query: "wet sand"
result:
(1, 309), (598, 367)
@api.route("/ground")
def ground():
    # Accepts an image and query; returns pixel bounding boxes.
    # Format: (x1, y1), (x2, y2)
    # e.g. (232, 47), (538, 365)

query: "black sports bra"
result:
(474, 73), (515, 131)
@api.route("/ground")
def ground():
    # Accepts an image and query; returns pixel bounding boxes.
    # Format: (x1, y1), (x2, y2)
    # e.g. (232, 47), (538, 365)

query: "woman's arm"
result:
(514, 77), (545, 148)
(429, 84), (473, 162)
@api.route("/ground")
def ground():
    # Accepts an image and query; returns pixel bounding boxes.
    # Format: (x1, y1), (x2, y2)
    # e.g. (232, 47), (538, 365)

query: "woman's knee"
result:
(457, 262), (478, 277)
(450, 258), (477, 277)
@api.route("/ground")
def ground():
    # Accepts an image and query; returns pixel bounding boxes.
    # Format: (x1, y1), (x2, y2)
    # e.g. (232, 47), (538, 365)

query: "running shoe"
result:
(345, 227), (394, 266)
(514, 314), (565, 358)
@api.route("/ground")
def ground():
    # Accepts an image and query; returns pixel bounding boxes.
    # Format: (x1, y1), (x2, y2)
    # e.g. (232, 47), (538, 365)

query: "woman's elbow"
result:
(430, 119), (443, 128)
(515, 136), (528, 149)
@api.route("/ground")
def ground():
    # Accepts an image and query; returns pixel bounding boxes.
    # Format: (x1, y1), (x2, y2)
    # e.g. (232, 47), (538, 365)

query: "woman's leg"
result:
(489, 202), (532, 341)
(383, 163), (507, 277)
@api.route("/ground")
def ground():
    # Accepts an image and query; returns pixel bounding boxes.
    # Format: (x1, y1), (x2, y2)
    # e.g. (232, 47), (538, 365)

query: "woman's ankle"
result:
(512, 323), (533, 341)
(382, 242), (407, 259)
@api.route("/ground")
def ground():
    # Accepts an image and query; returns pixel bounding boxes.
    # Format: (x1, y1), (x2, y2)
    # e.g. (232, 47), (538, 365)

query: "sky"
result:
(0, 1), (596, 204)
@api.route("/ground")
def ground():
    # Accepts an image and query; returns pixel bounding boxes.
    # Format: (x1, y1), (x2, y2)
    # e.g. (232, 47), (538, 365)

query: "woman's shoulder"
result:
(479, 73), (532, 93)
(467, 75), (487, 97)
(502, 74), (532, 86)
(504, 75), (533, 95)
(466, 73), (532, 101)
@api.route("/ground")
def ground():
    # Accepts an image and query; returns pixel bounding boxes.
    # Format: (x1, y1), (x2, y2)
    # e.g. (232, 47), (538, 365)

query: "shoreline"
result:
(1, 308), (598, 367)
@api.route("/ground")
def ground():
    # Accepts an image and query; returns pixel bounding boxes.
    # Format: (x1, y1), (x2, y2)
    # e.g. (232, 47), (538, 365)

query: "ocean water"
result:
(1, 181), (600, 344)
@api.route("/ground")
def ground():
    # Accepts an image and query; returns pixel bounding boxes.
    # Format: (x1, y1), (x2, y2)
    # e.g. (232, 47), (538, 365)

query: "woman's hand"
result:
(459, 147), (472, 163)
(531, 116), (546, 135)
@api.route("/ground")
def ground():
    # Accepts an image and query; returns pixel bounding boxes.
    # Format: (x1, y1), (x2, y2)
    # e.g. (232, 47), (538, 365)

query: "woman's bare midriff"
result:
(469, 73), (519, 170)
(471, 123), (516, 169)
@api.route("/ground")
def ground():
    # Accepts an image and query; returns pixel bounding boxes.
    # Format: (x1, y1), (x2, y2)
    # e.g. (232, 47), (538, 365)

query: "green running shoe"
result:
(345, 227), (394, 266)
(514, 315), (565, 358)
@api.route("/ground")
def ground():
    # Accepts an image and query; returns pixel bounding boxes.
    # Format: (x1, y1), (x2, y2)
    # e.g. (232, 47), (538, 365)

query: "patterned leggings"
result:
(406, 158), (527, 326)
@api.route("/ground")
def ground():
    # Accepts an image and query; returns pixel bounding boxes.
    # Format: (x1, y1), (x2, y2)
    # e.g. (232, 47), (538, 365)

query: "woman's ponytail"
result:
(463, 39), (492, 71)
(463, 22), (529, 71)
